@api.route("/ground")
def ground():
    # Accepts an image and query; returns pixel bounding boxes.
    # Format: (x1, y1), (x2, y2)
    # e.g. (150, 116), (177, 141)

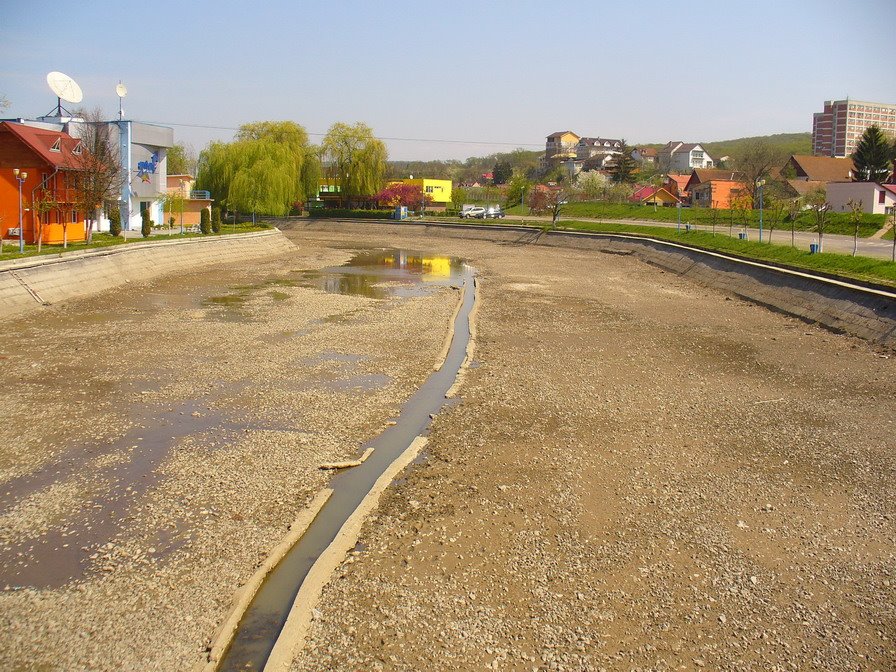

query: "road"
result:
(507, 213), (896, 260)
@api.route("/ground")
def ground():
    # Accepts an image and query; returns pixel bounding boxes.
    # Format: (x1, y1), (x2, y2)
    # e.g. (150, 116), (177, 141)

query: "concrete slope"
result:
(0, 230), (295, 319)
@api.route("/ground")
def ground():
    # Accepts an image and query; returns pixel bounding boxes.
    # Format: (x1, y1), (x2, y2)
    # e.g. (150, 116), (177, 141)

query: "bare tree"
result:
(731, 139), (786, 207)
(786, 197), (802, 248)
(846, 199), (863, 256)
(806, 186), (829, 252)
(70, 109), (123, 243)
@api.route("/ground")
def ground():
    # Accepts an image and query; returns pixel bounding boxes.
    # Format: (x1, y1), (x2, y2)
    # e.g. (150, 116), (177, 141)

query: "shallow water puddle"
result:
(299, 248), (466, 298)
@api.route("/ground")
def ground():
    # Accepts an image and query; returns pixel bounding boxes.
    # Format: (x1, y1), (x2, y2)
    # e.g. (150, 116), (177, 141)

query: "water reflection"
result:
(302, 249), (466, 298)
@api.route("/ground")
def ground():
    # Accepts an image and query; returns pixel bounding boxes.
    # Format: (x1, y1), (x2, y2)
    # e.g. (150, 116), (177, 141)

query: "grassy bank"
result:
(505, 202), (886, 237)
(0, 223), (271, 264)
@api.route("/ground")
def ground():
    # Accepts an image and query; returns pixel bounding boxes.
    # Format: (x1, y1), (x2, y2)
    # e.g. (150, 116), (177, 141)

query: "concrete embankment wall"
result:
(285, 219), (896, 346)
(0, 230), (295, 320)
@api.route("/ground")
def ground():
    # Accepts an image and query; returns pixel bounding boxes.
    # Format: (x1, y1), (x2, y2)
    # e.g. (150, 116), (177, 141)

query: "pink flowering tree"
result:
(374, 183), (433, 209)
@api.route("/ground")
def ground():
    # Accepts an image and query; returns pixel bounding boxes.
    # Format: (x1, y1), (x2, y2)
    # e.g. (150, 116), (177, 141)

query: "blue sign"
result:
(137, 152), (160, 182)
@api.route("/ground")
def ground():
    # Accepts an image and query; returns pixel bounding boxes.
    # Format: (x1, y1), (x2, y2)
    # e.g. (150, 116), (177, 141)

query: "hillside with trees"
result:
(387, 134), (812, 181)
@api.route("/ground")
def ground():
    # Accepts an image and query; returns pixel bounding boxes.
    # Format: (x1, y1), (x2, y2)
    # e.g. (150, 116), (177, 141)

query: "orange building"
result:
(164, 175), (213, 228)
(685, 169), (747, 209)
(0, 121), (87, 245)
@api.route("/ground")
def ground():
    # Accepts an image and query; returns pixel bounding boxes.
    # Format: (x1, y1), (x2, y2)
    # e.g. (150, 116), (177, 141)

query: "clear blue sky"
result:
(2, 0), (894, 161)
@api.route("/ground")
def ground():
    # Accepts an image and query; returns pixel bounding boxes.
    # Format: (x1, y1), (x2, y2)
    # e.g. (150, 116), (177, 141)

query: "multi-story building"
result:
(657, 142), (714, 171)
(812, 99), (896, 158)
(542, 131), (580, 169)
(576, 137), (623, 161)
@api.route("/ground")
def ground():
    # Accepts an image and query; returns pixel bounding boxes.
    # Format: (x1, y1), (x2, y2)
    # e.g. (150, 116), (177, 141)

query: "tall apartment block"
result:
(812, 99), (896, 157)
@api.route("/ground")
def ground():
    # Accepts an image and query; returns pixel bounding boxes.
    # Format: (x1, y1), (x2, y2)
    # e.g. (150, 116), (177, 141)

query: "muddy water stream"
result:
(217, 251), (476, 671)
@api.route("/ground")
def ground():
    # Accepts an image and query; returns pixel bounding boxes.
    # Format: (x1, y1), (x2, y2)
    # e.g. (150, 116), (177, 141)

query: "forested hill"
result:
(700, 133), (812, 161)
(386, 133), (813, 181)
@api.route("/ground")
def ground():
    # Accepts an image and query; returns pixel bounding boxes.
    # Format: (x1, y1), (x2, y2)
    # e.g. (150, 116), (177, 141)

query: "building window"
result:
(879, 191), (886, 205)
(50, 138), (61, 152)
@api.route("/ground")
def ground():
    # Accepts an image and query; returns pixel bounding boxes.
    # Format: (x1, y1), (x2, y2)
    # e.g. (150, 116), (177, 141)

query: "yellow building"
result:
(393, 178), (452, 206)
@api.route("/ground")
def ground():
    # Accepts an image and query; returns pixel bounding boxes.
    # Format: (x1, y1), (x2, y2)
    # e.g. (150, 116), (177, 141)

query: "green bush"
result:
(211, 207), (222, 234)
(200, 209), (211, 234)
(108, 207), (122, 237)
(141, 209), (152, 238)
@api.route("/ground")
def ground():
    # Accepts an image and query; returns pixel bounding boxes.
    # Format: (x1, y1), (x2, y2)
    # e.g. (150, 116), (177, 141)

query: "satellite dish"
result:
(46, 71), (83, 104)
(116, 81), (127, 120)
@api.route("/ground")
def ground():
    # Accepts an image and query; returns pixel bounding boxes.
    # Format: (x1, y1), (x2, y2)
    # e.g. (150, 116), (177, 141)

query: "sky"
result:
(2, 0), (895, 162)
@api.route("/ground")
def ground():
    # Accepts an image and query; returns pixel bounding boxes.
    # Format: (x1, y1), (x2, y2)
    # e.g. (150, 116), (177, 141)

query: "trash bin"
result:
(809, 243), (819, 254)
(738, 232), (748, 240)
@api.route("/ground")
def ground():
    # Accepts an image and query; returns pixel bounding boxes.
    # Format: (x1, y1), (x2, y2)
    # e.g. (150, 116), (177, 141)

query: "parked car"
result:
(461, 206), (486, 219)
(485, 206), (505, 219)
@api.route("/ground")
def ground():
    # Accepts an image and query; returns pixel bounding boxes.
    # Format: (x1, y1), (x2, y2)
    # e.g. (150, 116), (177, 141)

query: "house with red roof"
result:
(0, 121), (87, 245)
(663, 173), (691, 202)
(685, 169), (747, 209)
(629, 185), (680, 206)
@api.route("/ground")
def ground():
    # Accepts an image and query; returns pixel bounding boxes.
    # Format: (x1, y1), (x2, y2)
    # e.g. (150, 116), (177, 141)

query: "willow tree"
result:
(236, 121), (320, 201)
(322, 122), (387, 206)
(227, 139), (298, 219)
(196, 120), (320, 215)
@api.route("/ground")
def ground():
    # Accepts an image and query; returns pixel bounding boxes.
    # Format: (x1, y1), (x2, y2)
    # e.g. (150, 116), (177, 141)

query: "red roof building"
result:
(0, 121), (87, 245)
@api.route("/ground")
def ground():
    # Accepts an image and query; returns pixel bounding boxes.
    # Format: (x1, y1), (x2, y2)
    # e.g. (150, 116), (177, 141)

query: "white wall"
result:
(827, 182), (896, 215)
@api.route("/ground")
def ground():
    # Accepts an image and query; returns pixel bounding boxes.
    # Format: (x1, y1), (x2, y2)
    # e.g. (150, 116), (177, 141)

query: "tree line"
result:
(195, 121), (386, 216)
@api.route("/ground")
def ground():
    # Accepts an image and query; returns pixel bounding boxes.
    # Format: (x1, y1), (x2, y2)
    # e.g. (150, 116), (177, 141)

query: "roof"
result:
(630, 185), (679, 203)
(1, 121), (82, 169)
(786, 179), (826, 197)
(547, 131), (580, 140)
(579, 137), (622, 147)
(665, 173), (691, 192)
(687, 168), (744, 184)
(885, 184), (896, 196)
(630, 185), (656, 202)
(636, 147), (657, 156)
(788, 155), (854, 182)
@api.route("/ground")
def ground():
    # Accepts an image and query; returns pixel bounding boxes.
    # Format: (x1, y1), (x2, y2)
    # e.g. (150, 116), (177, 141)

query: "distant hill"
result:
(697, 133), (812, 162)
(385, 134), (813, 180)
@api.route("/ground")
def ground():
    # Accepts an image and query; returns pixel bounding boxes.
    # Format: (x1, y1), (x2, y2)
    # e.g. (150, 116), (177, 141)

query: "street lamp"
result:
(13, 169), (28, 253)
(756, 179), (766, 242)
(179, 179), (185, 234)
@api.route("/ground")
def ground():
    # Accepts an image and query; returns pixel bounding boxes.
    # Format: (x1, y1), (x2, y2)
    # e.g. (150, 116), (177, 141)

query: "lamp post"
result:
(676, 201), (682, 233)
(13, 169), (28, 253)
(179, 179), (185, 234)
(756, 179), (765, 242)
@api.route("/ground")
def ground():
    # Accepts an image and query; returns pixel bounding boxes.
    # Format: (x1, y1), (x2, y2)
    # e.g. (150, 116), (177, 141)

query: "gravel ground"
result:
(1, 225), (894, 671)
(285, 225), (896, 672)
(0, 237), (456, 670)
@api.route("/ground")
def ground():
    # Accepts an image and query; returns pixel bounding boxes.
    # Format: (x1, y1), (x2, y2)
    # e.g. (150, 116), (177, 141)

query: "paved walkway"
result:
(509, 214), (896, 261)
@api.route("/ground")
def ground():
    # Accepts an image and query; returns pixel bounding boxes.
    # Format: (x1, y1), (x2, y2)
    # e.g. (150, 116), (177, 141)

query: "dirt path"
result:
(0, 226), (893, 671)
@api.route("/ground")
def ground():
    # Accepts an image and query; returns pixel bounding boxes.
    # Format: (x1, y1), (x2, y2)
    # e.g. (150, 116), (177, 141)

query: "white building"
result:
(658, 142), (714, 171)
(27, 114), (173, 232)
(826, 181), (896, 215)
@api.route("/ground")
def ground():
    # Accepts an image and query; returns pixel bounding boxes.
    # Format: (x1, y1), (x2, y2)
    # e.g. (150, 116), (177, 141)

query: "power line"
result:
(136, 119), (543, 148)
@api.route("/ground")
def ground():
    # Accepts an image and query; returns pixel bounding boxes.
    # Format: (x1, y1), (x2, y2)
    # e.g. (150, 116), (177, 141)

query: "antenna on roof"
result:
(45, 72), (83, 118)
